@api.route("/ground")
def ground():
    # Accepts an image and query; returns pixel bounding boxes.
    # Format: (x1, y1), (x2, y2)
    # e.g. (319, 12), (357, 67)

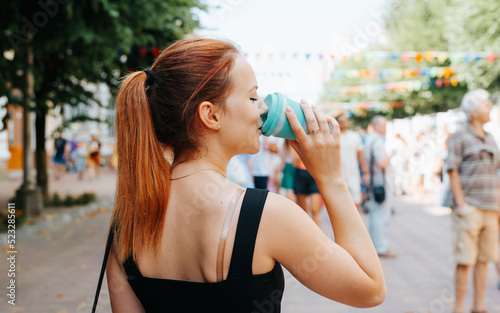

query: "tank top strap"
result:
(226, 188), (269, 279)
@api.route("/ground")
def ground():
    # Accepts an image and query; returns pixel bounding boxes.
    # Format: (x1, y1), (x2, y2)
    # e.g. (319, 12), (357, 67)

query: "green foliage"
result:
(445, 0), (500, 90)
(385, 0), (500, 90)
(63, 194), (76, 206)
(0, 0), (203, 120)
(0, 191), (97, 232)
(384, 0), (451, 51)
(44, 191), (97, 207)
(50, 192), (63, 207)
(321, 0), (500, 127)
(76, 192), (97, 205)
(1, 0), (203, 202)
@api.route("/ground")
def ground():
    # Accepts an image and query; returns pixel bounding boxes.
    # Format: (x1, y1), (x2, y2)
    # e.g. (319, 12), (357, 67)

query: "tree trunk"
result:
(17, 30), (43, 217)
(36, 110), (48, 198)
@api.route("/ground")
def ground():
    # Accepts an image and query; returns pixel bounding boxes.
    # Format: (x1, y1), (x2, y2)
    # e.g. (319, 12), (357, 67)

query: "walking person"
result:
(68, 136), (79, 172)
(88, 134), (101, 179)
(278, 139), (296, 201)
(337, 114), (369, 212)
(250, 136), (277, 189)
(227, 154), (254, 189)
(392, 133), (409, 196)
(363, 116), (396, 258)
(445, 89), (500, 313)
(75, 140), (88, 180)
(103, 38), (385, 312)
(270, 138), (285, 193)
(292, 150), (323, 226)
(52, 130), (68, 180)
(496, 229), (500, 290)
(497, 168), (500, 291)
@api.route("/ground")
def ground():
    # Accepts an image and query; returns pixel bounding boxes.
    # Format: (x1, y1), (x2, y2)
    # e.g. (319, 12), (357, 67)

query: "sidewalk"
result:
(0, 167), (117, 207)
(0, 168), (117, 243)
(0, 182), (499, 312)
(283, 194), (500, 313)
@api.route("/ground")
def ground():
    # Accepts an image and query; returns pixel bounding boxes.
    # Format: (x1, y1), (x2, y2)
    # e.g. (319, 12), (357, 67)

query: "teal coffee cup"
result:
(260, 92), (307, 140)
(261, 92), (331, 140)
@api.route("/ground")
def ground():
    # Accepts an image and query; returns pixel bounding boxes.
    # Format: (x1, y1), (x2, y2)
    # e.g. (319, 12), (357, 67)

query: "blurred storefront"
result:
(0, 82), (116, 179)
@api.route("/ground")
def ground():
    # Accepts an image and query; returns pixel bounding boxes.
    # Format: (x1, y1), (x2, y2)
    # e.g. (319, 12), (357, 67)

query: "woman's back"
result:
(134, 172), (276, 282)
(121, 183), (284, 312)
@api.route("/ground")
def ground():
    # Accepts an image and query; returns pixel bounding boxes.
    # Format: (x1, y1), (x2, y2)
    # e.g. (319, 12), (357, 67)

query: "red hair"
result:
(112, 38), (239, 263)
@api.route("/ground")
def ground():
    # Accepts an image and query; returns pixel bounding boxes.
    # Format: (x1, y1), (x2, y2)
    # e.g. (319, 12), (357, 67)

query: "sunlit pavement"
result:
(1, 177), (499, 312)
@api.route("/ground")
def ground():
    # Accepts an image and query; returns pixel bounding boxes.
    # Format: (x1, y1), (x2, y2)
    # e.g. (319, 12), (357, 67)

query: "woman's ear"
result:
(198, 101), (221, 130)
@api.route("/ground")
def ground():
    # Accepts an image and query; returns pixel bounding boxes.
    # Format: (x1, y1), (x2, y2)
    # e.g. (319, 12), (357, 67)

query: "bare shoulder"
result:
(258, 192), (328, 260)
(261, 192), (311, 223)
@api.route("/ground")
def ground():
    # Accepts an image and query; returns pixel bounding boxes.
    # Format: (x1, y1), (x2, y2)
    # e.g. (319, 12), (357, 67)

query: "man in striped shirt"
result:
(445, 89), (500, 313)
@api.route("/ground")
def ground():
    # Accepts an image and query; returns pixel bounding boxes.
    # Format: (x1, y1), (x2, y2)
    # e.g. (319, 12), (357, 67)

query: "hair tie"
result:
(144, 69), (155, 87)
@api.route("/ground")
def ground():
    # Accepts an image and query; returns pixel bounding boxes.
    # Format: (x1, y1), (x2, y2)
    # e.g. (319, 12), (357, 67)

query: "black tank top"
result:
(122, 188), (285, 313)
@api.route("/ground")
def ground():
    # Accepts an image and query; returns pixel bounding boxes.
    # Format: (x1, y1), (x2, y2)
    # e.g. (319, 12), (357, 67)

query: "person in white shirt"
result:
(250, 136), (278, 189)
(337, 114), (369, 211)
(227, 154), (254, 189)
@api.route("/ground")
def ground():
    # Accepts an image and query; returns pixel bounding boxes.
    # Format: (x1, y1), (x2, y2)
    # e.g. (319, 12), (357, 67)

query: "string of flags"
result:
(331, 66), (455, 80)
(317, 101), (406, 116)
(253, 71), (326, 78)
(325, 78), (460, 96)
(116, 48), (477, 111)
(251, 66), (456, 80)
(242, 51), (500, 64)
(117, 47), (500, 65)
(320, 101), (404, 112)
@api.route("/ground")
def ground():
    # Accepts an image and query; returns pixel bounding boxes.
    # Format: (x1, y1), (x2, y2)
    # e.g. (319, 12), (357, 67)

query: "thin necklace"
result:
(170, 168), (226, 180)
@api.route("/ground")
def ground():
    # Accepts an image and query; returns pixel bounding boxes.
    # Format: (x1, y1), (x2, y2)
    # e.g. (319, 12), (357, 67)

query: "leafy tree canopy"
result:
(1, 0), (202, 115)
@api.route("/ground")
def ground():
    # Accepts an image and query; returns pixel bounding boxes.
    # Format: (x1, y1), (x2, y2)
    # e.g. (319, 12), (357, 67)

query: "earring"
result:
(217, 124), (221, 129)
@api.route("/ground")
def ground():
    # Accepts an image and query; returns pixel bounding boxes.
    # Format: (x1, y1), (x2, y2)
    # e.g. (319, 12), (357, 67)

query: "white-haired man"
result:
(445, 89), (500, 313)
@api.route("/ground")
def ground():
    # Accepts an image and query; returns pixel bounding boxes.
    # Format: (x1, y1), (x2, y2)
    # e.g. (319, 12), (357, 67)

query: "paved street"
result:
(0, 170), (499, 313)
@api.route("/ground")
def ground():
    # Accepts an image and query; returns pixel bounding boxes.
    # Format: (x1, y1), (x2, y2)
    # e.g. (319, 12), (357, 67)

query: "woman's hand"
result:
(285, 99), (344, 186)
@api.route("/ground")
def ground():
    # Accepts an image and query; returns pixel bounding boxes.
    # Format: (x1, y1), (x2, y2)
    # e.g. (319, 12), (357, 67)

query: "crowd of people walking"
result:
(50, 131), (103, 181)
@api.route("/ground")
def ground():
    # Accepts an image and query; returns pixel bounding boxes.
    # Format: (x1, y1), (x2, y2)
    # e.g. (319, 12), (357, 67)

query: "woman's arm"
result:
(106, 238), (145, 313)
(262, 102), (385, 307)
(447, 169), (466, 214)
(261, 194), (385, 307)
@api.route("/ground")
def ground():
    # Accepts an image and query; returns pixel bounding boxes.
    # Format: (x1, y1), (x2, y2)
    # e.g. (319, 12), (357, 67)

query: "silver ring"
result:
(311, 128), (320, 135)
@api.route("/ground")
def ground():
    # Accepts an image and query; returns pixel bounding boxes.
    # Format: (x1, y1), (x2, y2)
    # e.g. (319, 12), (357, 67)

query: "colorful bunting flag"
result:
(238, 51), (498, 65)
(325, 78), (459, 96)
(330, 66), (456, 80)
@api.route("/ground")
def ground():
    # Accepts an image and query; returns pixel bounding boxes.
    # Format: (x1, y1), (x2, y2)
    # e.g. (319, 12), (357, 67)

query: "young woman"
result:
(106, 38), (385, 312)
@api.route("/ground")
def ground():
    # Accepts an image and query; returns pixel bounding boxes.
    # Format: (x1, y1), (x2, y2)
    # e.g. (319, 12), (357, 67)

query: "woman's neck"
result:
(171, 156), (229, 179)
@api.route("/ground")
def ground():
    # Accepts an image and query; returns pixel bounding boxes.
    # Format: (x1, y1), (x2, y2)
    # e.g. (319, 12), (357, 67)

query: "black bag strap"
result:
(92, 225), (115, 313)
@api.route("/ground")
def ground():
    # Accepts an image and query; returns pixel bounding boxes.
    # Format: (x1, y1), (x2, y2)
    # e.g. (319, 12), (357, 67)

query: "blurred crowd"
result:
(50, 130), (116, 181)
(226, 114), (458, 214)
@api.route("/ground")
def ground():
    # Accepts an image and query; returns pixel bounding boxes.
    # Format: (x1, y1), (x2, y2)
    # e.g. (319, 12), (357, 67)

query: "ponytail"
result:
(109, 38), (239, 264)
(111, 71), (171, 264)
